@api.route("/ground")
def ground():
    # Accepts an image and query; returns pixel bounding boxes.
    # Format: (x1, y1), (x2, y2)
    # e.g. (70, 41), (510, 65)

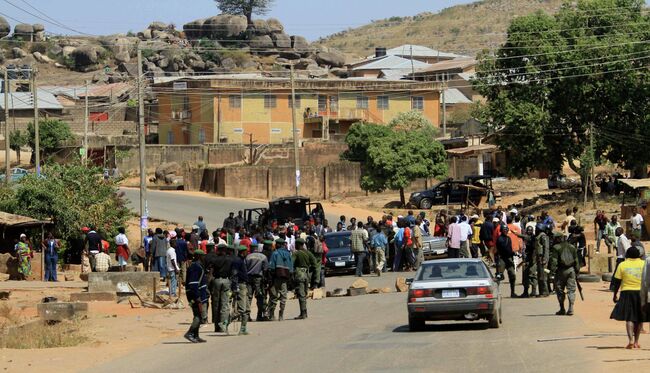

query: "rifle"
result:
(576, 277), (585, 301)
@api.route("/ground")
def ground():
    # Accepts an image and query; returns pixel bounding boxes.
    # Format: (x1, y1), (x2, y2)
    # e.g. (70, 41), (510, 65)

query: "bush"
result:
(218, 48), (251, 66)
(30, 42), (47, 54)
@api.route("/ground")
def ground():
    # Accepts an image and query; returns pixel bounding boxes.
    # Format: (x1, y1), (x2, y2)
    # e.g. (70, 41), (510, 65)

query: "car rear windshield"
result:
(417, 262), (489, 281)
(325, 235), (351, 249)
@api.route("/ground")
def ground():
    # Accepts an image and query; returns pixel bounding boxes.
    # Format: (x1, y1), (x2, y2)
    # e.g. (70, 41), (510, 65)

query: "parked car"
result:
(421, 234), (448, 260)
(245, 196), (325, 230)
(323, 231), (370, 276)
(409, 176), (494, 209)
(0, 168), (29, 182)
(406, 258), (502, 331)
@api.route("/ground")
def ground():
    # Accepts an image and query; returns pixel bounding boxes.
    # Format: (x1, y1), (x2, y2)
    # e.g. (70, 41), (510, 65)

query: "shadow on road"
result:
(162, 341), (194, 345)
(393, 322), (489, 333)
(523, 314), (560, 317)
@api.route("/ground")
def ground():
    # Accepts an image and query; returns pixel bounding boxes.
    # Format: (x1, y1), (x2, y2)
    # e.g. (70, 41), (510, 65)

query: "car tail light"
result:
(409, 289), (433, 302)
(478, 303), (489, 310)
(466, 286), (493, 298)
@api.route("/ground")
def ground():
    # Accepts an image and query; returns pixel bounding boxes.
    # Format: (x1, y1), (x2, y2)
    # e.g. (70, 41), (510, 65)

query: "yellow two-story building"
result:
(153, 75), (442, 145)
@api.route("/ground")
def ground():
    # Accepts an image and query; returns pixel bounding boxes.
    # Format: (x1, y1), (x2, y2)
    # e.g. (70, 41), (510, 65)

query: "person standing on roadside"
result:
(175, 229), (189, 285)
(610, 227), (632, 291)
(43, 232), (60, 282)
(350, 222), (368, 277)
(232, 246), (250, 335)
(184, 250), (207, 344)
(115, 227), (130, 272)
(611, 246), (645, 349)
(458, 215), (472, 259)
(605, 215), (621, 253)
(268, 238), (293, 321)
(205, 244), (234, 333)
(549, 232), (580, 316)
(413, 218), (425, 269)
(246, 243), (269, 321)
(371, 223), (388, 276)
(150, 228), (168, 279)
(594, 211), (608, 254)
(194, 216), (207, 236)
(631, 208), (645, 240)
(447, 216), (461, 259)
(292, 238), (319, 320)
(143, 229), (154, 271)
(496, 226), (517, 298)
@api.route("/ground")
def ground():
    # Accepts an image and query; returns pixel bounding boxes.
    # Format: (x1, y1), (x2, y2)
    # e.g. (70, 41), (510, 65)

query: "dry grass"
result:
(318, 0), (565, 57)
(0, 304), (87, 349)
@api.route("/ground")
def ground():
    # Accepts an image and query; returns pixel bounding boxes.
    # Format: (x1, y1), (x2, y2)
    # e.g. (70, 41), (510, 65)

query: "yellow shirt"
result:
(614, 258), (645, 291)
(471, 221), (482, 244)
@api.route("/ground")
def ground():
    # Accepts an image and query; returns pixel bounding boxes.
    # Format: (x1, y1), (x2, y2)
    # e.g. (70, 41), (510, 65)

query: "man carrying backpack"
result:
(549, 232), (580, 316)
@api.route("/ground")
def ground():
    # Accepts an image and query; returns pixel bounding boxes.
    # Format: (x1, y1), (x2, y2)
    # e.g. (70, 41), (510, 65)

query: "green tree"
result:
(344, 122), (447, 206)
(9, 130), (28, 164)
(215, 0), (275, 25)
(10, 164), (130, 241)
(473, 0), (650, 180)
(27, 119), (73, 163)
(389, 110), (438, 136)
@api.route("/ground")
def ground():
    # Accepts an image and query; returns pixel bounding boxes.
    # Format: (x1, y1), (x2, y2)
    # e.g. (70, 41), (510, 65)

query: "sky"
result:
(0, 0), (475, 41)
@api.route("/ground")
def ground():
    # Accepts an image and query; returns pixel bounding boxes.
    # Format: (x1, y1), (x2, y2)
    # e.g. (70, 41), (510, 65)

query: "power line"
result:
(2, 0), (91, 36)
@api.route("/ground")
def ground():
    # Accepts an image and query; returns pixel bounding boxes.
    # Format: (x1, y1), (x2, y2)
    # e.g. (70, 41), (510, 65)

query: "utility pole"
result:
(590, 123), (597, 209)
(4, 69), (10, 184)
(137, 45), (148, 245)
(32, 67), (40, 175)
(289, 64), (300, 196)
(441, 74), (447, 137)
(83, 80), (89, 164)
(248, 133), (254, 165)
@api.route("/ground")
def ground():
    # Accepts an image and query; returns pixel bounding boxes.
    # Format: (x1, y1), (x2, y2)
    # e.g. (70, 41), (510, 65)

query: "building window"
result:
(264, 94), (277, 109)
(288, 94), (301, 108)
(329, 96), (338, 112)
(167, 131), (174, 144)
(411, 96), (424, 111)
(229, 95), (241, 108)
(318, 95), (327, 111)
(198, 128), (206, 144)
(377, 96), (389, 110)
(356, 95), (369, 109)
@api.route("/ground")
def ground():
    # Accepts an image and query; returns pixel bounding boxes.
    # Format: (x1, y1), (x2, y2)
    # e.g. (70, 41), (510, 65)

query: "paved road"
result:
(89, 272), (596, 373)
(121, 188), (265, 228)
(121, 188), (342, 228)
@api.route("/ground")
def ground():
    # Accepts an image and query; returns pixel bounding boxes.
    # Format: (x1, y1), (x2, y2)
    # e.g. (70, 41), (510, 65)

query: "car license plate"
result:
(442, 289), (460, 298)
(335, 261), (345, 267)
(435, 250), (446, 255)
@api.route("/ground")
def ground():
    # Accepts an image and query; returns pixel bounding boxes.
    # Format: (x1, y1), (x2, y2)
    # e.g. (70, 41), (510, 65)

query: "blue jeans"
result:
(45, 255), (58, 281)
(156, 257), (167, 278)
(168, 271), (177, 296)
(354, 252), (366, 277)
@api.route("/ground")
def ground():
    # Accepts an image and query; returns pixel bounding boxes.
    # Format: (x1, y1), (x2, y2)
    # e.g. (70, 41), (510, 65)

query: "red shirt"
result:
(321, 242), (329, 265)
(239, 237), (252, 253)
(199, 240), (208, 253)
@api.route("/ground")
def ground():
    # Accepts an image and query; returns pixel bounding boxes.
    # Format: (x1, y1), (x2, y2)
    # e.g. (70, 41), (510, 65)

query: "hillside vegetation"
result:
(318, 0), (566, 57)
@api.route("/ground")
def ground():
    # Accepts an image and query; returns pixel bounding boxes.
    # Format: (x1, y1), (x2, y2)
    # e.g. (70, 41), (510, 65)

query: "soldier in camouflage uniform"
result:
(292, 238), (320, 320)
(535, 224), (551, 297)
(549, 232), (580, 316)
(518, 226), (537, 297)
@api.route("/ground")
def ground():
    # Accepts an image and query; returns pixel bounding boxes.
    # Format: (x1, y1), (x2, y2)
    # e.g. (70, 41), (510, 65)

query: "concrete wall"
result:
(87, 272), (161, 297)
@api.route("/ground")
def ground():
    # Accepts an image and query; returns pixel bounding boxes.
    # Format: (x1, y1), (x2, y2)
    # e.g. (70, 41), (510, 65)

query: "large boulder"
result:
(138, 29), (153, 40)
(183, 18), (206, 40)
(291, 35), (310, 55)
(13, 24), (34, 39)
(71, 45), (100, 71)
(203, 15), (247, 40)
(272, 33), (291, 49)
(100, 36), (135, 63)
(252, 19), (270, 35)
(12, 48), (27, 59)
(149, 21), (168, 31)
(33, 52), (53, 64)
(155, 162), (181, 181)
(0, 16), (9, 38)
(220, 57), (237, 70)
(250, 35), (274, 50)
(295, 58), (317, 70)
(267, 18), (284, 34)
(315, 50), (346, 68)
(62, 46), (76, 58)
(32, 23), (45, 32)
(279, 51), (301, 60)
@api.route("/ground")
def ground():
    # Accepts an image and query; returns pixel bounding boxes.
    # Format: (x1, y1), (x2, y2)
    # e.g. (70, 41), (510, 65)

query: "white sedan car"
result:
(407, 258), (502, 331)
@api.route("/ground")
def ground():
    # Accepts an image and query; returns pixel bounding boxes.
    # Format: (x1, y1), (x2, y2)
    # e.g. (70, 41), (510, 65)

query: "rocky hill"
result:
(0, 15), (349, 86)
(317, 0), (566, 57)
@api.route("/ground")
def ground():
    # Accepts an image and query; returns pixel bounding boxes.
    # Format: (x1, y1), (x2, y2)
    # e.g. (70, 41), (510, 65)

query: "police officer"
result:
(496, 226), (518, 297)
(268, 238), (293, 321)
(205, 243), (234, 332)
(549, 231), (580, 316)
(232, 245), (250, 335)
(246, 242), (269, 321)
(519, 226), (537, 298)
(535, 223), (551, 297)
(292, 238), (319, 320)
(184, 250), (208, 343)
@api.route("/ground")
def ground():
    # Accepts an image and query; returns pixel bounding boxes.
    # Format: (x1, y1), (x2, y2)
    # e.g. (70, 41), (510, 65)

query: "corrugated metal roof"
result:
(40, 83), (133, 99)
(0, 211), (51, 227)
(414, 57), (477, 74)
(458, 72), (476, 81)
(444, 88), (472, 104)
(352, 55), (430, 71)
(386, 45), (465, 59)
(0, 90), (63, 110)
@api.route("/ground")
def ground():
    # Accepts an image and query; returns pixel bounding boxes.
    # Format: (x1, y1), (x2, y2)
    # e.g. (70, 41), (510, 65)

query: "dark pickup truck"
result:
(244, 196), (325, 231)
(409, 176), (495, 209)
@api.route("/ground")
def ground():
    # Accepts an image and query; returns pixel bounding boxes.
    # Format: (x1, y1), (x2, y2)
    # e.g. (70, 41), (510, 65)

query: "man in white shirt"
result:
(631, 208), (645, 240)
(458, 215), (472, 258)
(166, 246), (180, 297)
(561, 208), (576, 236)
(611, 227), (632, 292)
